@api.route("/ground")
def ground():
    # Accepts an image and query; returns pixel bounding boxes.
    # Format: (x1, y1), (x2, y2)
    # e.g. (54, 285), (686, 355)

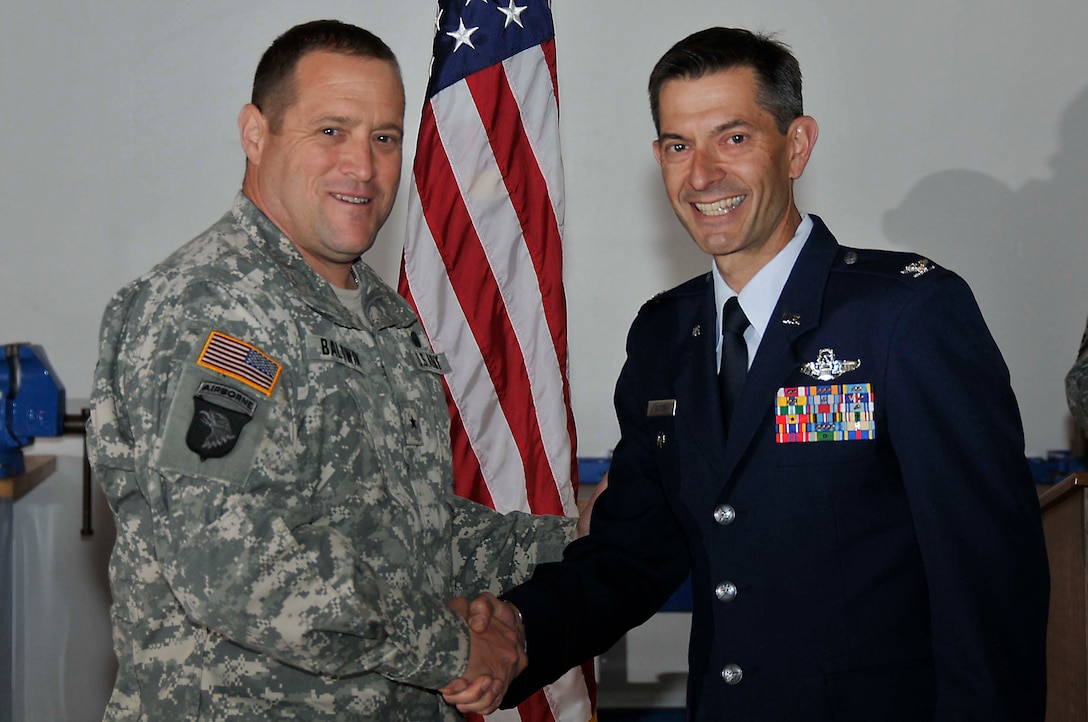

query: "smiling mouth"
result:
(694, 195), (746, 216)
(332, 193), (371, 205)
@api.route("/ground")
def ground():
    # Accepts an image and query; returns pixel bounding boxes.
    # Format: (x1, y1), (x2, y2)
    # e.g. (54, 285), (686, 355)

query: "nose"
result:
(688, 145), (723, 191)
(339, 138), (375, 181)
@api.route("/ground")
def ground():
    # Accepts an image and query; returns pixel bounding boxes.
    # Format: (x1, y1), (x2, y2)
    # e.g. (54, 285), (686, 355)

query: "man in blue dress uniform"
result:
(458, 26), (1050, 721)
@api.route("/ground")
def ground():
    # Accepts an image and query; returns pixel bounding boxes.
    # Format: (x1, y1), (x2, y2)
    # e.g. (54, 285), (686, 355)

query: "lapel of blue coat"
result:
(718, 216), (841, 480)
(672, 274), (729, 472)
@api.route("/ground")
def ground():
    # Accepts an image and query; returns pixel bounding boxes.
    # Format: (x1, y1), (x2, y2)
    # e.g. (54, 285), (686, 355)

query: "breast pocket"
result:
(774, 381), (880, 467)
(776, 436), (879, 467)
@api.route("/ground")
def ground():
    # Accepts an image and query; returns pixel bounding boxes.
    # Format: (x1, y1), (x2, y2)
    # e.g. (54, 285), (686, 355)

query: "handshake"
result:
(441, 593), (526, 715)
(439, 473), (603, 714)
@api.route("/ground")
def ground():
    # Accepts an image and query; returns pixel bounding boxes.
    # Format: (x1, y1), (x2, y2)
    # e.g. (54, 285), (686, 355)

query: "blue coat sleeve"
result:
(883, 271), (1048, 720)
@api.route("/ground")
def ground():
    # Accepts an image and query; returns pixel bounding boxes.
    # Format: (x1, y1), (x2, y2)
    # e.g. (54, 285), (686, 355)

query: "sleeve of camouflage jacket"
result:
(448, 496), (574, 597)
(1068, 315), (1088, 432)
(91, 278), (469, 690)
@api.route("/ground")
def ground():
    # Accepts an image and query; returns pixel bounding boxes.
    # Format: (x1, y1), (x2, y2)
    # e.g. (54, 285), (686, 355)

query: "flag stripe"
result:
(466, 57), (567, 386)
(503, 39), (579, 495)
(537, 665), (594, 722)
(505, 40), (563, 221)
(493, 43), (578, 502)
(404, 170), (536, 513)
(418, 100), (556, 515)
(398, 278), (496, 507)
(449, 70), (572, 515)
(426, 81), (572, 516)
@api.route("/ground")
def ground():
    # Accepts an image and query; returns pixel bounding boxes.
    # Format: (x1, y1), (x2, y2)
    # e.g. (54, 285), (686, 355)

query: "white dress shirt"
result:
(713, 214), (813, 371)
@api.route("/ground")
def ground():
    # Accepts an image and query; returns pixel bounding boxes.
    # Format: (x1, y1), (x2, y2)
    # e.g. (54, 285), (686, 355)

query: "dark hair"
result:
(648, 27), (802, 135)
(252, 19), (401, 132)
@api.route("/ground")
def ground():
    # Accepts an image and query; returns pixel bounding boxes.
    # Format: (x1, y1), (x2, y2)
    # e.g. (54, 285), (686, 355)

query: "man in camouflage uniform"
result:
(1068, 316), (1088, 430)
(88, 20), (573, 720)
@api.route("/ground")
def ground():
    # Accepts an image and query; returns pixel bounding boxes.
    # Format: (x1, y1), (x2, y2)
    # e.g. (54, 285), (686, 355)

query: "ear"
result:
(238, 103), (269, 166)
(787, 116), (819, 180)
(652, 138), (664, 167)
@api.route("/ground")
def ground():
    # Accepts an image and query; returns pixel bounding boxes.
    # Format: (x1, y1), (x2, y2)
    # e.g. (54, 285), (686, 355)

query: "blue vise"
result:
(0, 343), (66, 478)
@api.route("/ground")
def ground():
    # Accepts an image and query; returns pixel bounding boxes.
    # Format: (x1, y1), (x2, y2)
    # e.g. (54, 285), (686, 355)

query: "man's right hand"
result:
(441, 594), (527, 715)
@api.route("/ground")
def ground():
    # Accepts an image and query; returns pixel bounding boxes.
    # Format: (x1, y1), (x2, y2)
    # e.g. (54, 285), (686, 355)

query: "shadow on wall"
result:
(883, 85), (1088, 453)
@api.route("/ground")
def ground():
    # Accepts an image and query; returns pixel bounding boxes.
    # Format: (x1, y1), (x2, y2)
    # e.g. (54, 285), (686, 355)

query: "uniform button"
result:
(714, 581), (738, 602)
(713, 505), (736, 525)
(721, 663), (743, 685)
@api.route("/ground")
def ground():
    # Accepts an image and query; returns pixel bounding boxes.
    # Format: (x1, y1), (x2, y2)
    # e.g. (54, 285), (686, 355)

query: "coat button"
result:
(713, 505), (736, 525)
(721, 663), (743, 685)
(715, 581), (738, 602)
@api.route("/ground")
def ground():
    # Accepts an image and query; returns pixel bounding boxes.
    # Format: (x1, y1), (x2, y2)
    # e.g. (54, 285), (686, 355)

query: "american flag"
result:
(398, 1), (594, 721)
(197, 331), (282, 396)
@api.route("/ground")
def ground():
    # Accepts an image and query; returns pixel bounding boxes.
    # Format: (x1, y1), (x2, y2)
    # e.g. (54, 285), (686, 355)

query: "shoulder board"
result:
(837, 247), (943, 280)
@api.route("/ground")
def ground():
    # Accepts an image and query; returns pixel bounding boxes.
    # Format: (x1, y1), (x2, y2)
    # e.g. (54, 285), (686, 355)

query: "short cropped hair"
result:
(252, 19), (401, 132)
(648, 27), (803, 135)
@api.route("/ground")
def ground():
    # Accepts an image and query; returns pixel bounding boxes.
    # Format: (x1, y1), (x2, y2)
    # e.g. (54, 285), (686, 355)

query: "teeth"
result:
(694, 195), (745, 215)
(333, 193), (370, 205)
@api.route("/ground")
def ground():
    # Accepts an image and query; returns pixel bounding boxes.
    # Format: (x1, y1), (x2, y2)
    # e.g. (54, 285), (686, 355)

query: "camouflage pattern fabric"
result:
(1068, 315), (1088, 431)
(88, 192), (573, 720)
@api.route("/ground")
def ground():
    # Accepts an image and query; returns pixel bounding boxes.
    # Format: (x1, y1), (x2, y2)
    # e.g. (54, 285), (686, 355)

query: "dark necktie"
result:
(719, 296), (750, 427)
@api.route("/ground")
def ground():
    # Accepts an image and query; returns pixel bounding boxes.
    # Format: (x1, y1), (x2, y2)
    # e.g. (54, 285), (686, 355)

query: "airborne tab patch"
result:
(186, 381), (258, 460)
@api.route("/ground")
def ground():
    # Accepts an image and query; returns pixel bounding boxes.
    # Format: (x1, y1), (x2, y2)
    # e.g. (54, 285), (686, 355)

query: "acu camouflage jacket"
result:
(89, 193), (572, 720)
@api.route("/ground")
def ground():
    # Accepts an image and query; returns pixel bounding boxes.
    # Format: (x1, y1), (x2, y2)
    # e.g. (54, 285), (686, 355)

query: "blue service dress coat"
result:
(502, 216), (1049, 721)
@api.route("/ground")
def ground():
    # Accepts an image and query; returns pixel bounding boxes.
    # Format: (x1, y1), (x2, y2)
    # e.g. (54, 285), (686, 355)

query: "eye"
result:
(322, 128), (339, 136)
(726, 134), (746, 145)
(665, 142), (688, 155)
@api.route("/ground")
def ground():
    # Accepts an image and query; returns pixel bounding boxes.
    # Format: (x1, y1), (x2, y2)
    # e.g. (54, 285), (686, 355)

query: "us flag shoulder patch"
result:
(197, 331), (282, 396)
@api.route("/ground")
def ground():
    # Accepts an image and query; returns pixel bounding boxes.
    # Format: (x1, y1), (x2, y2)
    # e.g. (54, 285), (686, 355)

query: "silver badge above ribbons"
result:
(800, 348), (861, 381)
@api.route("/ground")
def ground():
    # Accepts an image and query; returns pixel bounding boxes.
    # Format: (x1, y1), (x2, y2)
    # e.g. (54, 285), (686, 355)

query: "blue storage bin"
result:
(1027, 450), (1087, 484)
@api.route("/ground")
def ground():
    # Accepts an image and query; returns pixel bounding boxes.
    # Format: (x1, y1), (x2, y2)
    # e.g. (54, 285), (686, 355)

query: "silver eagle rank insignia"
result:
(901, 258), (935, 278)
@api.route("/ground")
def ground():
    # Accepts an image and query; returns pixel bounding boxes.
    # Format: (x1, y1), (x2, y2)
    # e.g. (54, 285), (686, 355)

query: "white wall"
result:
(3, 1), (1086, 458)
(11, 458), (115, 722)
